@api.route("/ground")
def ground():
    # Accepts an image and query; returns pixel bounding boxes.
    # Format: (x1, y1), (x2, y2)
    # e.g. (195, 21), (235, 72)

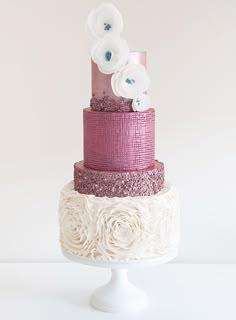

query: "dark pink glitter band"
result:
(90, 96), (133, 112)
(74, 160), (164, 198)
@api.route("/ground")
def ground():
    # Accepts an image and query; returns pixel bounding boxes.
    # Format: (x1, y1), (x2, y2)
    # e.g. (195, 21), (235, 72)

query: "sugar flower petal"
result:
(91, 35), (129, 74)
(87, 2), (123, 39)
(132, 94), (151, 112)
(111, 64), (150, 99)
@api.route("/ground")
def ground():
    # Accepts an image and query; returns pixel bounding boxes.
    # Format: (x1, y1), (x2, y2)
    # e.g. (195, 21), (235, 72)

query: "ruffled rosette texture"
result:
(59, 182), (179, 261)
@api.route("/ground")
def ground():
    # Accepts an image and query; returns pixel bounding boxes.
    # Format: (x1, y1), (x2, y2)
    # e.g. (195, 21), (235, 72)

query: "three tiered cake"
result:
(59, 3), (179, 261)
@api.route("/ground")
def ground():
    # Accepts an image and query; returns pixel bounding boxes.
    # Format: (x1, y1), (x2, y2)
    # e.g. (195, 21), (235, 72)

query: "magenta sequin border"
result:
(74, 161), (164, 198)
(90, 96), (133, 112)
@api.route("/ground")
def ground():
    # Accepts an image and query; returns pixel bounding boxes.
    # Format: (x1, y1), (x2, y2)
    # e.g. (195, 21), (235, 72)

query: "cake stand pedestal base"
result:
(90, 269), (148, 313)
(62, 249), (177, 314)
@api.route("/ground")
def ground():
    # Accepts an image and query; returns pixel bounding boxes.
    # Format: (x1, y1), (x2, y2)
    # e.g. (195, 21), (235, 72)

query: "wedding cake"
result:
(59, 3), (179, 261)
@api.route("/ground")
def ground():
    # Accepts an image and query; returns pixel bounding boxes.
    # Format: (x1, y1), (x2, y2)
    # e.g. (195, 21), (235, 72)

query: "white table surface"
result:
(0, 262), (235, 320)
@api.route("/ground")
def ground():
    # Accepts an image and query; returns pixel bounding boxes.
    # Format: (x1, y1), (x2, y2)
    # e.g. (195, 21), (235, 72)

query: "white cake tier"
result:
(59, 181), (180, 262)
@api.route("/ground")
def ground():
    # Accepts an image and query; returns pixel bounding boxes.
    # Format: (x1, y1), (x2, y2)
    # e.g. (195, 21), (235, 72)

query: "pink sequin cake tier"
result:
(84, 107), (155, 171)
(74, 160), (164, 197)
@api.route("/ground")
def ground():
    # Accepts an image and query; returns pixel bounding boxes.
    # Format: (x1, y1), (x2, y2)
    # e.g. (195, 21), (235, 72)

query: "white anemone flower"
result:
(91, 35), (129, 74)
(132, 94), (151, 112)
(111, 64), (150, 99)
(87, 2), (123, 39)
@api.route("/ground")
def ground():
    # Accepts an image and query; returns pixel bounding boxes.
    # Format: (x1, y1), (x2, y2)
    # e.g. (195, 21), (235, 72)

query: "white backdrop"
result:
(0, 0), (235, 263)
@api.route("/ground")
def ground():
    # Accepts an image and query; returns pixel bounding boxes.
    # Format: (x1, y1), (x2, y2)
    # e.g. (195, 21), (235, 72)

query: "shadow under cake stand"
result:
(62, 249), (177, 313)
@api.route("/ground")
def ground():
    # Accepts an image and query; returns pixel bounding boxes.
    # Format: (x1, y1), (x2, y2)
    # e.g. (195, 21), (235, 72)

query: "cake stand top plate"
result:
(62, 249), (178, 269)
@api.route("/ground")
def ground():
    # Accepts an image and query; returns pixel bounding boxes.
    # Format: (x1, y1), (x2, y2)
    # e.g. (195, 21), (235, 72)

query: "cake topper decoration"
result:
(87, 2), (123, 39)
(87, 3), (151, 111)
(111, 64), (150, 99)
(132, 94), (151, 112)
(91, 35), (129, 74)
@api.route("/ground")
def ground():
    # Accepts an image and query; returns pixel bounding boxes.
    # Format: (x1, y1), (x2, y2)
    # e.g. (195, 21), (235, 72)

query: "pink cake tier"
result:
(90, 52), (146, 112)
(84, 107), (155, 172)
(74, 160), (164, 197)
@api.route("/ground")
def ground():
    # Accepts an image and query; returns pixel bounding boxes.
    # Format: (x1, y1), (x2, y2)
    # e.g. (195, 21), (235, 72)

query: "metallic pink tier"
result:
(74, 160), (164, 197)
(90, 52), (146, 112)
(84, 108), (155, 172)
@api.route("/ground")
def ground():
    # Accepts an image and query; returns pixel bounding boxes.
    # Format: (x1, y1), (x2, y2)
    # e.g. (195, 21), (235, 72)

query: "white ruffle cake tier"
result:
(59, 181), (179, 262)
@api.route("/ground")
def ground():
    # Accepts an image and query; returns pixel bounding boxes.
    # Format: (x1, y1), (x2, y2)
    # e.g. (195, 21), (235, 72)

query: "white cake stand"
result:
(62, 249), (177, 314)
